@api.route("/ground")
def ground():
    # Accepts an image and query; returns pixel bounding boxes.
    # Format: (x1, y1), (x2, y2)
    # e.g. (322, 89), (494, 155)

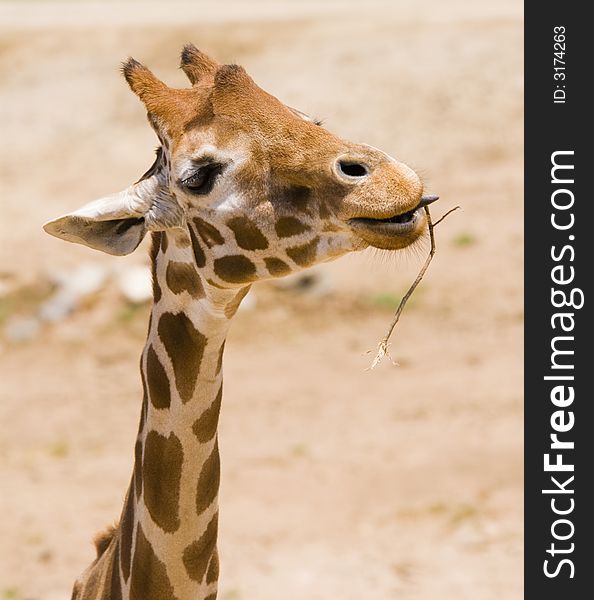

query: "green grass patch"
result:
(451, 232), (477, 247)
(48, 441), (69, 459)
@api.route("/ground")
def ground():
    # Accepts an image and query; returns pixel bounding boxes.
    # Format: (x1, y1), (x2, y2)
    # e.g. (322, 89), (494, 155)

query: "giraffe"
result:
(44, 45), (438, 600)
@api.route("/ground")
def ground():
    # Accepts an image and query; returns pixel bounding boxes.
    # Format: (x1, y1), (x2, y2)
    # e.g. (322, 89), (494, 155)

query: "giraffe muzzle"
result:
(347, 194), (439, 250)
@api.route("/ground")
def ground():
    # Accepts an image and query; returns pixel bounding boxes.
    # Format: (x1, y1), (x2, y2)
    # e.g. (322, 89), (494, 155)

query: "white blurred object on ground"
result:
(115, 264), (153, 304)
(39, 263), (109, 322)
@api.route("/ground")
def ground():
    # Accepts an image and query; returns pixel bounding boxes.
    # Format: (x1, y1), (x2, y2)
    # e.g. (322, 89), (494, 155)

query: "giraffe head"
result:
(44, 46), (437, 288)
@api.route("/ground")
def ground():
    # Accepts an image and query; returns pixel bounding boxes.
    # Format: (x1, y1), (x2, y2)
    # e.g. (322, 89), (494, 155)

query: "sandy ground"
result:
(0, 1), (523, 599)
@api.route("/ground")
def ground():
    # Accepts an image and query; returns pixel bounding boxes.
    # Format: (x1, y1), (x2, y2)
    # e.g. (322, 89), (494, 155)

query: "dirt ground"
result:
(0, 1), (523, 599)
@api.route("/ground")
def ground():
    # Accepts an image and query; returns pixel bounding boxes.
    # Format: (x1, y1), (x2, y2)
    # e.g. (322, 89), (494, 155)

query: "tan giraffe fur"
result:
(44, 45), (437, 600)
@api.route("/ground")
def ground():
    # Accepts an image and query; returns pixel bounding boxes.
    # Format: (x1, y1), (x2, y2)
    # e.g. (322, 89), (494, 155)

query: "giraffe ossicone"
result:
(44, 45), (436, 600)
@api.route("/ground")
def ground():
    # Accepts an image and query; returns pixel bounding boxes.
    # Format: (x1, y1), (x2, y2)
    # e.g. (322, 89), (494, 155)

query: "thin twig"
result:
(432, 205), (461, 228)
(368, 205), (460, 370)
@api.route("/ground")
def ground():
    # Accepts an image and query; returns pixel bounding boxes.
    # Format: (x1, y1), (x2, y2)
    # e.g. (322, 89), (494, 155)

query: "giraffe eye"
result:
(181, 163), (223, 195)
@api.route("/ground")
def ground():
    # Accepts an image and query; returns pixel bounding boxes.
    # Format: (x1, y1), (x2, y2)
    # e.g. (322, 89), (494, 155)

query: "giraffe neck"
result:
(78, 230), (247, 600)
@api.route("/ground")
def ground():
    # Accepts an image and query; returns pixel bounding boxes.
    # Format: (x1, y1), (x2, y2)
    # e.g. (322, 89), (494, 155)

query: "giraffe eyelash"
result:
(180, 163), (224, 195)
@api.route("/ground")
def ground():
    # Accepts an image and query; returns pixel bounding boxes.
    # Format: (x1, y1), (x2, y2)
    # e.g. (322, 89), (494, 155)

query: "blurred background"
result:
(0, 1), (523, 599)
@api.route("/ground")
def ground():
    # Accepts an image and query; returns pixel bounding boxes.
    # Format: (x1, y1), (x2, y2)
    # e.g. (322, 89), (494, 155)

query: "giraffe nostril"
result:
(336, 159), (369, 179)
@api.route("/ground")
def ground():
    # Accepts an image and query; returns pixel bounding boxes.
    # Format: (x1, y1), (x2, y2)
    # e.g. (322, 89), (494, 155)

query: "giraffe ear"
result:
(44, 199), (148, 256)
(43, 176), (184, 256)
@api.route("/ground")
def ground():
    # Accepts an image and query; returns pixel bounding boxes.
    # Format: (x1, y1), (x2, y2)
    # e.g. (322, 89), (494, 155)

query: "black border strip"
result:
(525, 3), (591, 598)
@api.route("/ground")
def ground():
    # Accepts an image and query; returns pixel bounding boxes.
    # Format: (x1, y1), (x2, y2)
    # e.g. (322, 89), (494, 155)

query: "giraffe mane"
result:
(93, 523), (118, 558)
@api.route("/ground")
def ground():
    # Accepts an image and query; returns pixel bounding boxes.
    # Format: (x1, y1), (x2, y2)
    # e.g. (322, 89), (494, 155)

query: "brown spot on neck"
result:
(195, 440), (220, 515)
(130, 524), (179, 600)
(206, 278), (227, 290)
(193, 217), (225, 248)
(275, 216), (310, 238)
(227, 216), (269, 250)
(142, 431), (183, 533)
(153, 278), (163, 304)
(120, 487), (135, 583)
(264, 257), (292, 277)
(134, 439), (143, 499)
(158, 312), (207, 403)
(213, 255), (257, 284)
(192, 384), (223, 443)
(206, 551), (219, 585)
(146, 345), (171, 409)
(188, 225), (206, 268)
(286, 236), (320, 267)
(150, 233), (163, 303)
(165, 261), (205, 298)
(182, 512), (219, 582)
(109, 542), (123, 600)
(139, 384), (148, 431)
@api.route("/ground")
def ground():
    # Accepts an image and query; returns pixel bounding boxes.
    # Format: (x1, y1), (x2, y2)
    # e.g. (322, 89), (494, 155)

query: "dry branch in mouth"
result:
(368, 204), (460, 370)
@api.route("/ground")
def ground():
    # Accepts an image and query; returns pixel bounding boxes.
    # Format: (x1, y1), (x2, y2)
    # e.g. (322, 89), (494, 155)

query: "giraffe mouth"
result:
(351, 208), (420, 231)
(348, 195), (438, 250)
